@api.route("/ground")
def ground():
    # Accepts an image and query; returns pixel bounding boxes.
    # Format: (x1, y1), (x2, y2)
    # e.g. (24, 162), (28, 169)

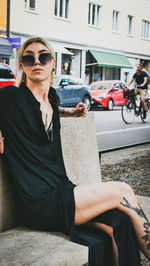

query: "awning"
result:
(0, 38), (14, 58)
(51, 42), (73, 55)
(89, 50), (133, 68)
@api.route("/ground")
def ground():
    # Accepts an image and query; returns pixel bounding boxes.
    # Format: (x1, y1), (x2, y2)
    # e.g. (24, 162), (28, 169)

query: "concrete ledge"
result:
(60, 112), (101, 185)
(0, 227), (88, 266)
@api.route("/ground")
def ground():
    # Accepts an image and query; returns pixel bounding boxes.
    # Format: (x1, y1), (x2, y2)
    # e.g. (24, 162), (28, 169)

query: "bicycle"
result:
(121, 86), (150, 124)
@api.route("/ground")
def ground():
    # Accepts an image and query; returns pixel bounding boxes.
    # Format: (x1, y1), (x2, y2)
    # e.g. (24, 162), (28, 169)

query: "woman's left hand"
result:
(71, 102), (88, 117)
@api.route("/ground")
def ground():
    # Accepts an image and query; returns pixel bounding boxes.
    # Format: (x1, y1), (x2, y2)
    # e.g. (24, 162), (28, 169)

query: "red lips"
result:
(33, 68), (43, 72)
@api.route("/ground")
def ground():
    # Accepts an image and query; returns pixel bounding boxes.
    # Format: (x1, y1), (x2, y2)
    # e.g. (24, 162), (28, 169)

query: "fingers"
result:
(72, 102), (88, 117)
(77, 102), (86, 108)
(77, 108), (88, 117)
(75, 102), (87, 112)
(0, 131), (4, 154)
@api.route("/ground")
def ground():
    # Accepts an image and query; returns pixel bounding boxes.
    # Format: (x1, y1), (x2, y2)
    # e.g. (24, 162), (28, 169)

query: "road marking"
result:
(96, 125), (150, 136)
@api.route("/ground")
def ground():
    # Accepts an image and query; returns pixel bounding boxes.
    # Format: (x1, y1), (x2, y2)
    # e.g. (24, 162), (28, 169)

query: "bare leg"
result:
(141, 98), (147, 110)
(74, 181), (150, 260)
(90, 222), (119, 266)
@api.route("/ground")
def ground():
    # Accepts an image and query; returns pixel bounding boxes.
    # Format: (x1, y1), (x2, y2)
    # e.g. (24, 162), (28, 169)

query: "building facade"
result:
(0, 0), (7, 31)
(1, 0), (150, 84)
(0, 0), (14, 61)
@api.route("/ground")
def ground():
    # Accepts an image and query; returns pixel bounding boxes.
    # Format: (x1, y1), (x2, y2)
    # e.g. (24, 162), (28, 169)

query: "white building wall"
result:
(10, 0), (150, 56)
(8, 0), (150, 81)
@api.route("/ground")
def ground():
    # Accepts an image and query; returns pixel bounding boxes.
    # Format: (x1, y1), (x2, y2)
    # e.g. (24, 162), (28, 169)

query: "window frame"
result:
(54, 0), (70, 20)
(127, 15), (133, 36)
(142, 20), (150, 40)
(112, 10), (120, 33)
(88, 2), (102, 28)
(24, 0), (38, 13)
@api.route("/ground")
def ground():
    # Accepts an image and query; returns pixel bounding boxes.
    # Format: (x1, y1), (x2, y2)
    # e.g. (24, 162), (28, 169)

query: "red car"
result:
(90, 80), (129, 110)
(0, 63), (16, 89)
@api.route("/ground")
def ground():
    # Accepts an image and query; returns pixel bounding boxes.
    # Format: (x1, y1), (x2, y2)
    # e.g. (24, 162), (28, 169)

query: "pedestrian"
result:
(0, 37), (149, 266)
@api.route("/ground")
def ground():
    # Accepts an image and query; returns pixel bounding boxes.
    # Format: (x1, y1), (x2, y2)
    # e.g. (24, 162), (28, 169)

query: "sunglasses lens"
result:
(22, 55), (35, 66)
(39, 53), (52, 65)
(21, 53), (52, 66)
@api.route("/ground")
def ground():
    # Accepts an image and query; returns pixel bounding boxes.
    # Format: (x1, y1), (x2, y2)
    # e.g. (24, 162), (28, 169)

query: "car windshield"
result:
(90, 81), (114, 90)
(53, 76), (83, 86)
(0, 64), (14, 79)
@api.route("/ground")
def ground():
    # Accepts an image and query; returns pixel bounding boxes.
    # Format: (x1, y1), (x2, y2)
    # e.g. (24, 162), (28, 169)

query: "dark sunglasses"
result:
(21, 53), (52, 66)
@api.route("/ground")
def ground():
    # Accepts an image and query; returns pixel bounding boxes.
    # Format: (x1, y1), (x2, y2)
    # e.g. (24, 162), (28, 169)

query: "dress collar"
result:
(20, 83), (57, 108)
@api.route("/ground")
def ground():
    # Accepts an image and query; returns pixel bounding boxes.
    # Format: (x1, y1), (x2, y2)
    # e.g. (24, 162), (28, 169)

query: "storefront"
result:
(86, 50), (133, 84)
(51, 41), (86, 82)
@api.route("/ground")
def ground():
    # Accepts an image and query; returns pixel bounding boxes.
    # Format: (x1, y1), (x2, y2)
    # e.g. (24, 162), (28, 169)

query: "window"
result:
(113, 82), (121, 89)
(0, 65), (15, 79)
(24, 0), (37, 11)
(120, 83), (126, 90)
(142, 20), (150, 40)
(112, 11), (120, 32)
(55, 0), (69, 19)
(88, 3), (101, 27)
(105, 67), (120, 80)
(60, 78), (82, 86)
(61, 54), (71, 74)
(128, 15), (133, 35)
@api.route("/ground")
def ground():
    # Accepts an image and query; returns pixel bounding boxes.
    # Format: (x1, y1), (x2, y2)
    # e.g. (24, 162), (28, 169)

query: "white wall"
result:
(10, 0), (150, 56)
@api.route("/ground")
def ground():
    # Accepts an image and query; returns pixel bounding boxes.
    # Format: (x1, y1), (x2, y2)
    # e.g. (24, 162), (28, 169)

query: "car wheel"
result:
(82, 96), (91, 111)
(107, 99), (114, 110)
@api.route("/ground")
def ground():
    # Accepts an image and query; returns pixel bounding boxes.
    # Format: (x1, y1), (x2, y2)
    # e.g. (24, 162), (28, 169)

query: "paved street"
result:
(93, 108), (150, 151)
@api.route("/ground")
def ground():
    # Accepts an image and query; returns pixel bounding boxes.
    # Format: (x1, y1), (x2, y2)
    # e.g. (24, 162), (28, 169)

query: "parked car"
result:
(52, 75), (91, 110)
(90, 80), (129, 110)
(0, 63), (16, 89)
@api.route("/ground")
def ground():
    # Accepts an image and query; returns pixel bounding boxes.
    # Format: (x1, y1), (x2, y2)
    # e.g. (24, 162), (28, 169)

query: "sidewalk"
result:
(101, 144), (150, 196)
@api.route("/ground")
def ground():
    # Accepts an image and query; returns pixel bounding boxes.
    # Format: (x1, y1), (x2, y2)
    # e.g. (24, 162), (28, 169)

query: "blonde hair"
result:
(15, 36), (55, 87)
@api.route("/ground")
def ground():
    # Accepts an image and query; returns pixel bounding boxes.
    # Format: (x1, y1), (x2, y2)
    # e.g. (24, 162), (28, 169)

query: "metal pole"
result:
(7, 0), (10, 38)
(6, 0), (10, 64)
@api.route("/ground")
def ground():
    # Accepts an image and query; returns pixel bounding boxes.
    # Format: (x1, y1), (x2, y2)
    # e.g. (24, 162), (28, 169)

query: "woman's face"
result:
(21, 42), (55, 84)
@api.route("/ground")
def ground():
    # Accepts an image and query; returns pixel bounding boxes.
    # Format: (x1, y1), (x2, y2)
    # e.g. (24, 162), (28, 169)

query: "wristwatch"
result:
(58, 107), (65, 114)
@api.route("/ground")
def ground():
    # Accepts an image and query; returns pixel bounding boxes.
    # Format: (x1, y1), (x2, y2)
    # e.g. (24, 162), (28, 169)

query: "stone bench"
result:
(0, 112), (101, 266)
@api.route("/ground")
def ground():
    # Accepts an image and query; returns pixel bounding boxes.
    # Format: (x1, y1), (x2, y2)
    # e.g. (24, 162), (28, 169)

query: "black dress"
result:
(0, 83), (141, 266)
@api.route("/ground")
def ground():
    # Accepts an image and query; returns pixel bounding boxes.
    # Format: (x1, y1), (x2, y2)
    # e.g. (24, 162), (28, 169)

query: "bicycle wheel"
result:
(140, 100), (150, 123)
(121, 99), (135, 124)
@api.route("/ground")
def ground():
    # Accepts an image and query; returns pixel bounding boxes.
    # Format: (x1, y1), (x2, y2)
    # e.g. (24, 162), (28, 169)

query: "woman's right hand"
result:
(0, 131), (4, 154)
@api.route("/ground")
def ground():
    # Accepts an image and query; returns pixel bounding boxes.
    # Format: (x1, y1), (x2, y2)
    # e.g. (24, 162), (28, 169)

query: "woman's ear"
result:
(20, 62), (24, 71)
(52, 59), (56, 69)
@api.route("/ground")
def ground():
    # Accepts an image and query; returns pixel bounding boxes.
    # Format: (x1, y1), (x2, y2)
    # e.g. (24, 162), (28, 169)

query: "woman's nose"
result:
(34, 56), (41, 64)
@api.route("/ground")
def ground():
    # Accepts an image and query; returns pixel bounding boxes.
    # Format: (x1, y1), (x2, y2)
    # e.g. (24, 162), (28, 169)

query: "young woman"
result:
(0, 37), (149, 266)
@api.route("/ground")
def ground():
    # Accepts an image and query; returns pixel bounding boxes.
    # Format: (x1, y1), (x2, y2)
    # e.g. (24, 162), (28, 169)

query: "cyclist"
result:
(128, 63), (148, 118)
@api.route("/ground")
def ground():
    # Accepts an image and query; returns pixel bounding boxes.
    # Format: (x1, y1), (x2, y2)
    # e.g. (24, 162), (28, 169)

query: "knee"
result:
(113, 182), (135, 207)
(97, 223), (114, 238)
(119, 182), (134, 197)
